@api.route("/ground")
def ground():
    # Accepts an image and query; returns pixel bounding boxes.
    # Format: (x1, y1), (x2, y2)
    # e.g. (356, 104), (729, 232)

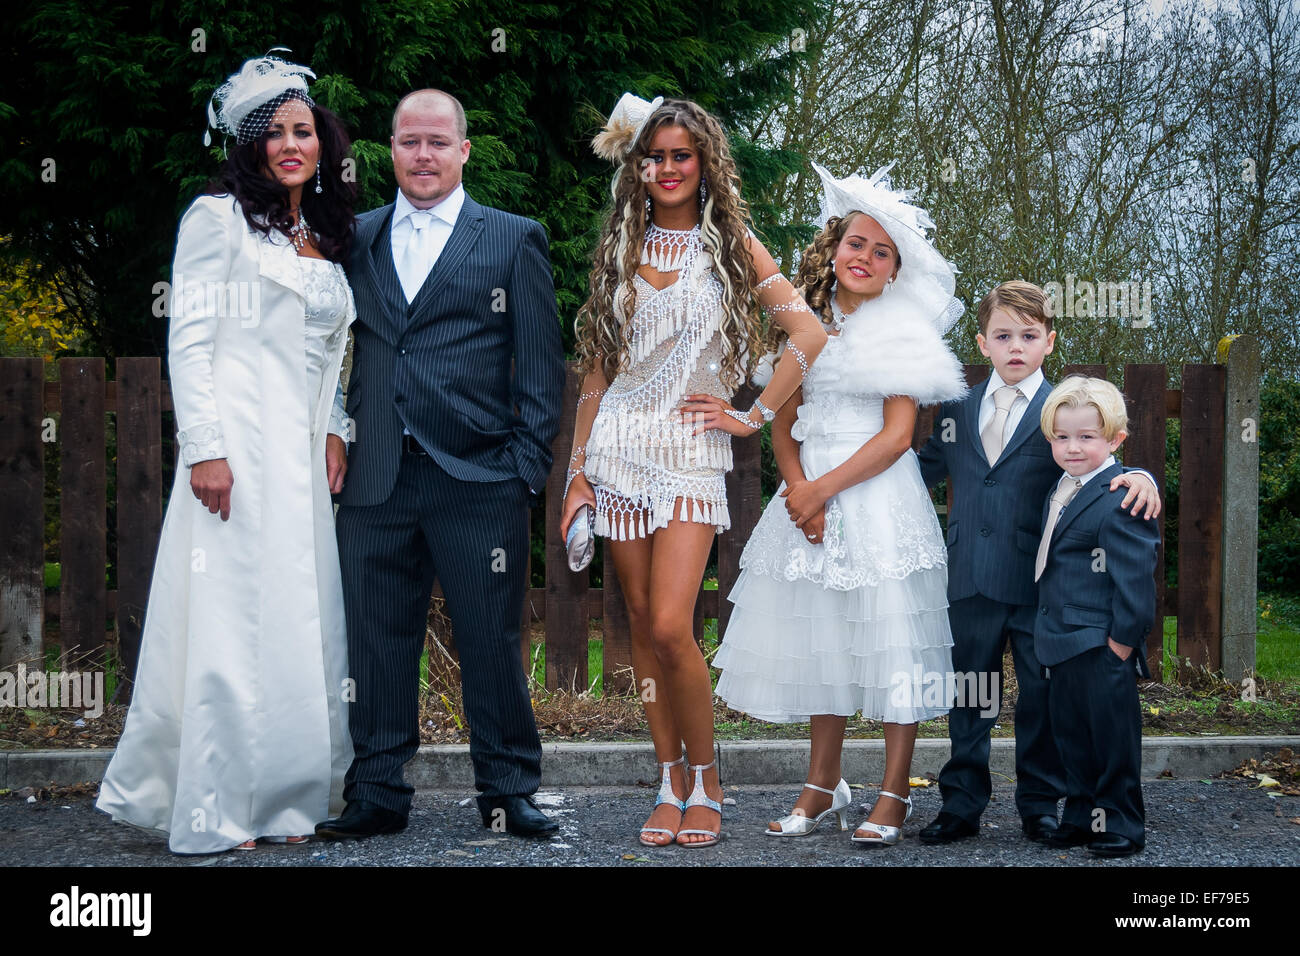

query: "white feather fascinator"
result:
(205, 49), (316, 146)
(592, 92), (665, 161)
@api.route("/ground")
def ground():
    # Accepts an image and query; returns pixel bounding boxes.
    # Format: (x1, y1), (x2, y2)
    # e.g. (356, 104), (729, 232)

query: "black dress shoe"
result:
(1022, 814), (1060, 844)
(1046, 823), (1093, 848)
(1087, 832), (1142, 858)
(314, 800), (408, 840)
(477, 794), (559, 838)
(918, 812), (978, 845)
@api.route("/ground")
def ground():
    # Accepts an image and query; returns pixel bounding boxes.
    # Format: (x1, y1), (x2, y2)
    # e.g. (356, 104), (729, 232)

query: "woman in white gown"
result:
(95, 55), (356, 853)
(713, 162), (967, 846)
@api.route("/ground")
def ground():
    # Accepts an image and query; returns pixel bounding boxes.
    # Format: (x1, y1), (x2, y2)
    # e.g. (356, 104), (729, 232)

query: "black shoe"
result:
(1046, 823), (1093, 848)
(1087, 833), (1142, 858)
(477, 794), (559, 838)
(314, 800), (408, 840)
(1022, 814), (1060, 844)
(918, 812), (978, 845)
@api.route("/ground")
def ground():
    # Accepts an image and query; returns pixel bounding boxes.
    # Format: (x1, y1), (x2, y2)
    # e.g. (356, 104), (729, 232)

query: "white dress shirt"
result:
(390, 183), (464, 287)
(1059, 453), (1117, 492)
(979, 367), (1156, 492)
(977, 367), (1044, 447)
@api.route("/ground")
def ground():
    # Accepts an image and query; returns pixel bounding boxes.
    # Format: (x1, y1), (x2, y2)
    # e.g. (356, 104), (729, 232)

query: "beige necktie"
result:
(1034, 477), (1084, 581)
(397, 210), (435, 303)
(981, 385), (1020, 465)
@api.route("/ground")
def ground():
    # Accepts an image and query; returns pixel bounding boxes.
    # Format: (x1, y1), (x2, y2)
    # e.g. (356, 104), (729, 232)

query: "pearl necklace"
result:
(289, 210), (313, 252)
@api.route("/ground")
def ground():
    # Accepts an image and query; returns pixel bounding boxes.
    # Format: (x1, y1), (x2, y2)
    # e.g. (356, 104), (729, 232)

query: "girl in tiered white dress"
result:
(714, 162), (967, 847)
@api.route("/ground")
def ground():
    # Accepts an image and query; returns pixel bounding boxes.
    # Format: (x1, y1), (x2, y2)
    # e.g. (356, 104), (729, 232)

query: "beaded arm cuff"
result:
(564, 444), (587, 500)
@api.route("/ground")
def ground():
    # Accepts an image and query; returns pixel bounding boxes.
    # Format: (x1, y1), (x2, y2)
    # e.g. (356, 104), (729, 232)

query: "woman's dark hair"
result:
(204, 92), (356, 262)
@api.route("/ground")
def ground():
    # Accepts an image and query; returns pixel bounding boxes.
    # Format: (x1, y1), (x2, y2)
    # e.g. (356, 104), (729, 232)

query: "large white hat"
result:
(205, 49), (316, 146)
(811, 161), (964, 334)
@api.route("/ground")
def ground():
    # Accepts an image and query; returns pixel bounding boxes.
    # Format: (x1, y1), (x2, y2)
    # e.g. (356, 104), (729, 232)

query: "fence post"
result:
(1177, 362), (1226, 671)
(1123, 364), (1169, 679)
(114, 357), (162, 698)
(0, 358), (46, 670)
(1217, 335), (1259, 682)
(58, 357), (107, 662)
(545, 361), (587, 692)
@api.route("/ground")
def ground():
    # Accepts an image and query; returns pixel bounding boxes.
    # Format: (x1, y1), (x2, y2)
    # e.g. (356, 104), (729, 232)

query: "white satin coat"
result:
(96, 195), (355, 853)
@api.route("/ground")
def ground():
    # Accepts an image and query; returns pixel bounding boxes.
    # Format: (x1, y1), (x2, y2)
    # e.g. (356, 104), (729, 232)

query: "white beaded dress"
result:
(713, 293), (967, 724)
(584, 232), (735, 540)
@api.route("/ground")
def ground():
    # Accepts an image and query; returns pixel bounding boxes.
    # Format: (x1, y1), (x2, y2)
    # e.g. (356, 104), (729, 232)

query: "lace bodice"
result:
(299, 257), (350, 431)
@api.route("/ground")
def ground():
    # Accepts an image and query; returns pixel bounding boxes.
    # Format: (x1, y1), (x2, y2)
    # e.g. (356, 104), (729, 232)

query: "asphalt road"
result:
(2, 777), (1297, 868)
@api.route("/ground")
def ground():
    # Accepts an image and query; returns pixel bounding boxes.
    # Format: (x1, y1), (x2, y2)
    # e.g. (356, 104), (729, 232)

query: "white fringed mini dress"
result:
(713, 294), (967, 723)
(585, 242), (734, 540)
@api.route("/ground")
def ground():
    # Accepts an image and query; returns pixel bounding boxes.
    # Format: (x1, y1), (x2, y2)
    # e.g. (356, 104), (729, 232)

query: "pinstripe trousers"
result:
(336, 449), (540, 815)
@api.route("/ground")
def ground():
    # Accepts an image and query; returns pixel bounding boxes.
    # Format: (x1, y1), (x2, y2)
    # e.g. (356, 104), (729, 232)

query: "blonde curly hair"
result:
(576, 98), (764, 394)
(762, 211), (901, 354)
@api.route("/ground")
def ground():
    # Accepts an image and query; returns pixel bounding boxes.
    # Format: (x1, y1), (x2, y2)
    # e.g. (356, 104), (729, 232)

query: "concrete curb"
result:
(2, 736), (1296, 790)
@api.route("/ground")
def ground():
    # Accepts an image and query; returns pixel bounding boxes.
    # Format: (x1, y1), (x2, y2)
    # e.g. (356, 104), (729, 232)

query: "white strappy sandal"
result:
(851, 789), (913, 847)
(766, 779), (852, 837)
(639, 754), (686, 847)
(677, 758), (723, 848)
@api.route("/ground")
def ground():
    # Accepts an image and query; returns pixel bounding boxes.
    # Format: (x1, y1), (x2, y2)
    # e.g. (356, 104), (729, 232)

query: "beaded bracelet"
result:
(724, 407), (762, 430)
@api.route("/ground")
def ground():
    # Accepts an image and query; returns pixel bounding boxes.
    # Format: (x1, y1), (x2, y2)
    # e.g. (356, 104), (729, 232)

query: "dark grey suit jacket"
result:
(1033, 461), (1161, 677)
(339, 192), (564, 507)
(917, 376), (1061, 606)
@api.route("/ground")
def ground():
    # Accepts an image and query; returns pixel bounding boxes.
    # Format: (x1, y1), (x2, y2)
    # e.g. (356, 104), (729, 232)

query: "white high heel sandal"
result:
(639, 754), (687, 847)
(766, 779), (852, 837)
(851, 789), (913, 847)
(677, 758), (722, 848)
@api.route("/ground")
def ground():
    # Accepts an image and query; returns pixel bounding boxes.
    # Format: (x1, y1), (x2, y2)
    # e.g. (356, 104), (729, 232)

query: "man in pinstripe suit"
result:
(316, 89), (565, 840)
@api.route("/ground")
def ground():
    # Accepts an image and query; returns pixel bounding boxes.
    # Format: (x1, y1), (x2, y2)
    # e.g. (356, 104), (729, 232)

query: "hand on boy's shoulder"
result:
(1108, 471), (1162, 521)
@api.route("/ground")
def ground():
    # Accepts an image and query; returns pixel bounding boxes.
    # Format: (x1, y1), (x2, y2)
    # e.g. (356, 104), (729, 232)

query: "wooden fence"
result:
(0, 343), (1259, 698)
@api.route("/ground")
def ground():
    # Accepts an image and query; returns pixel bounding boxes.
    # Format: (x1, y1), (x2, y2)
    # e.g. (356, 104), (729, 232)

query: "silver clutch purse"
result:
(566, 504), (596, 572)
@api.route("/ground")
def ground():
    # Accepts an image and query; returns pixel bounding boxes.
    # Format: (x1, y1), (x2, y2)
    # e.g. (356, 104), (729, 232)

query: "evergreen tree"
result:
(0, 0), (819, 357)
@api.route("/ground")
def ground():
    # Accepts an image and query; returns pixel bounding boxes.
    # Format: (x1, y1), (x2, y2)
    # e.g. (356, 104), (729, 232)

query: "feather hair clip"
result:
(592, 93), (664, 161)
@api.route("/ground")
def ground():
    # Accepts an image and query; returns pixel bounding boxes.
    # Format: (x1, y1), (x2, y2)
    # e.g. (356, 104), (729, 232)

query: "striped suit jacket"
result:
(917, 376), (1062, 607)
(1034, 461), (1160, 678)
(339, 192), (565, 507)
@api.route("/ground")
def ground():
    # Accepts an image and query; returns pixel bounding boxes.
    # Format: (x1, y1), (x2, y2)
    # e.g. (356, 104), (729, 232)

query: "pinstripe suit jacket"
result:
(339, 192), (564, 507)
(917, 375), (1062, 606)
(1034, 462), (1160, 678)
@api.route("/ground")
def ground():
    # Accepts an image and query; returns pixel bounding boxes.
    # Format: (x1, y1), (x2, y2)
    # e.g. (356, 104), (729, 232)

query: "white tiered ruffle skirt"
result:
(713, 412), (955, 724)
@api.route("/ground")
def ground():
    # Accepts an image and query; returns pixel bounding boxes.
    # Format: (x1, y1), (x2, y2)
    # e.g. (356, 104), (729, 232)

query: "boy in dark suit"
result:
(915, 281), (1160, 846)
(1034, 376), (1160, 858)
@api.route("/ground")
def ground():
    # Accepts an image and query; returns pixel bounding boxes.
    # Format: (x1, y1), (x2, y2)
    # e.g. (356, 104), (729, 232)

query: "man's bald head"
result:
(391, 89), (466, 141)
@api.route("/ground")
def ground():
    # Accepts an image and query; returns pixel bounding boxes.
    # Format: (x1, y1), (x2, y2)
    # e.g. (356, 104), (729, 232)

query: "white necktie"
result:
(1034, 477), (1083, 581)
(398, 210), (435, 303)
(981, 385), (1020, 465)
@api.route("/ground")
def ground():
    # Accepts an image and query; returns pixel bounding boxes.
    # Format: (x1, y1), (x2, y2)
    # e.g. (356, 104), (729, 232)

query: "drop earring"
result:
(699, 177), (708, 205)
(314, 161), (323, 194)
